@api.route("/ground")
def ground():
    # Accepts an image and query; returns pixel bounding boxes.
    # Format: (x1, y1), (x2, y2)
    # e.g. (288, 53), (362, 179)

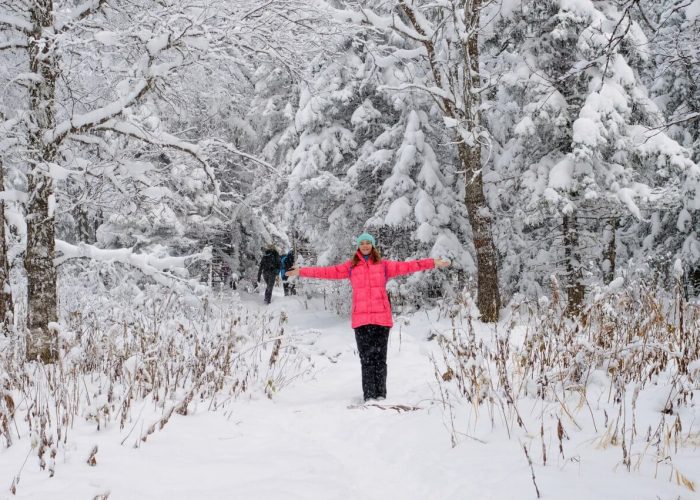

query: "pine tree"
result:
(484, 0), (697, 311)
(277, 16), (472, 307)
(356, 0), (502, 320)
(640, 0), (700, 293)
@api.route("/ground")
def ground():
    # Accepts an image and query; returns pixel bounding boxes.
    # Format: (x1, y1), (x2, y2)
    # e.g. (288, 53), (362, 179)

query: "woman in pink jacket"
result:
(286, 232), (450, 402)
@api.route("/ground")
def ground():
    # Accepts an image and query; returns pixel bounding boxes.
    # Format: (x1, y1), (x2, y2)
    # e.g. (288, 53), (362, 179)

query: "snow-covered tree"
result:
(483, 0), (698, 311)
(354, 0), (502, 320)
(643, 0), (700, 161)
(640, 0), (700, 293)
(282, 47), (369, 263)
(0, 0), (329, 361)
(274, 14), (472, 306)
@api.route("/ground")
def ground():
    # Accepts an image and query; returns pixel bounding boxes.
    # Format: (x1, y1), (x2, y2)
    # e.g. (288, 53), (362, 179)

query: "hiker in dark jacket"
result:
(280, 250), (296, 296)
(257, 245), (280, 304)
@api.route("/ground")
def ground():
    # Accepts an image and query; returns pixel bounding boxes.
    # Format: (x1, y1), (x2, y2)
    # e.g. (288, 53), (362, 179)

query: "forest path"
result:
(185, 288), (521, 500)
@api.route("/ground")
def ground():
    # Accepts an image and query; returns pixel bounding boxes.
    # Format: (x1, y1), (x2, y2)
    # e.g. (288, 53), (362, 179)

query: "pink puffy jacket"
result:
(299, 252), (435, 329)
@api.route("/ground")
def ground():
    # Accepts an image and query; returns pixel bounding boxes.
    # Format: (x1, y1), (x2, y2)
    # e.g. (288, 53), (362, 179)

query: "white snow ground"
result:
(1, 286), (697, 500)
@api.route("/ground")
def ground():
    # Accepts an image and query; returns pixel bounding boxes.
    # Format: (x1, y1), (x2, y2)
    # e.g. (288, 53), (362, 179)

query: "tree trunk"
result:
(0, 158), (14, 333)
(399, 0), (502, 321)
(602, 218), (618, 285)
(459, 0), (501, 322)
(563, 212), (585, 316)
(25, 0), (59, 362)
(457, 142), (501, 321)
(75, 205), (95, 243)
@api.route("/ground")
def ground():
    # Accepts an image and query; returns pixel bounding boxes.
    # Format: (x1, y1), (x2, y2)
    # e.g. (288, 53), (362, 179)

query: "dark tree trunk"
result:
(563, 212), (585, 316)
(25, 0), (59, 362)
(0, 158), (14, 333)
(76, 206), (94, 243)
(457, 142), (501, 321)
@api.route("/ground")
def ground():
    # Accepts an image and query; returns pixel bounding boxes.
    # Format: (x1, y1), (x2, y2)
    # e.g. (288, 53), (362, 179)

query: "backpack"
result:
(279, 254), (287, 278)
(262, 251), (279, 274)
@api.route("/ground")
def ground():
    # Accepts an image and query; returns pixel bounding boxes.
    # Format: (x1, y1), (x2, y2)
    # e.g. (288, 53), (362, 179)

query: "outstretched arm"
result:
(286, 260), (352, 280)
(385, 258), (450, 279)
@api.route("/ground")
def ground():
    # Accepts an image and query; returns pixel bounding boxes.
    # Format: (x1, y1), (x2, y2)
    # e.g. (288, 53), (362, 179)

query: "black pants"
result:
(282, 277), (296, 296)
(354, 325), (390, 401)
(263, 275), (276, 304)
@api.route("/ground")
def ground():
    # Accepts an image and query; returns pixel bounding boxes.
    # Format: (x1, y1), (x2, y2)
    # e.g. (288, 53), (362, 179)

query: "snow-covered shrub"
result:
(435, 280), (700, 491)
(0, 267), (313, 488)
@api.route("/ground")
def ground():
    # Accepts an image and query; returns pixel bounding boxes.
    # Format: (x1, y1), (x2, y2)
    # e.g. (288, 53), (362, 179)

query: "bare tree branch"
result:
(0, 12), (32, 34)
(96, 119), (218, 193)
(0, 40), (28, 50)
(56, 0), (109, 33)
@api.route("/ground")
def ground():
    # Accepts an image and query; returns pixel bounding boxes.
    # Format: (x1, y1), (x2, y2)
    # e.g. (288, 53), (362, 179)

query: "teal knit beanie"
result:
(356, 232), (376, 247)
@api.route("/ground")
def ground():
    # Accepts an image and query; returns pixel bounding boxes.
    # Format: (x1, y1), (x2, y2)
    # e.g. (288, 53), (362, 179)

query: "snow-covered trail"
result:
(200, 290), (488, 500)
(105, 288), (537, 500)
(0, 288), (693, 499)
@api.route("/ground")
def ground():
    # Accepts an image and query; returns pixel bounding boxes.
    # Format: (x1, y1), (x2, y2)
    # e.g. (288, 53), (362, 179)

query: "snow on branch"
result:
(324, 6), (363, 24)
(55, 240), (212, 287)
(241, 0), (280, 21)
(45, 79), (152, 145)
(0, 13), (32, 34)
(360, 8), (429, 42)
(0, 137), (19, 155)
(65, 133), (110, 150)
(0, 40), (28, 51)
(46, 55), (184, 148)
(203, 138), (276, 174)
(97, 119), (219, 194)
(379, 83), (455, 103)
(662, 111), (700, 128)
(0, 190), (28, 203)
(0, 118), (18, 132)
(0, 119), (20, 153)
(45, 22), (188, 147)
(56, 0), (108, 32)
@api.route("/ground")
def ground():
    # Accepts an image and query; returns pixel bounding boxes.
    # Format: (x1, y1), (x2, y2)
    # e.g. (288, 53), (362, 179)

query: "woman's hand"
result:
(285, 266), (300, 277)
(434, 258), (451, 268)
